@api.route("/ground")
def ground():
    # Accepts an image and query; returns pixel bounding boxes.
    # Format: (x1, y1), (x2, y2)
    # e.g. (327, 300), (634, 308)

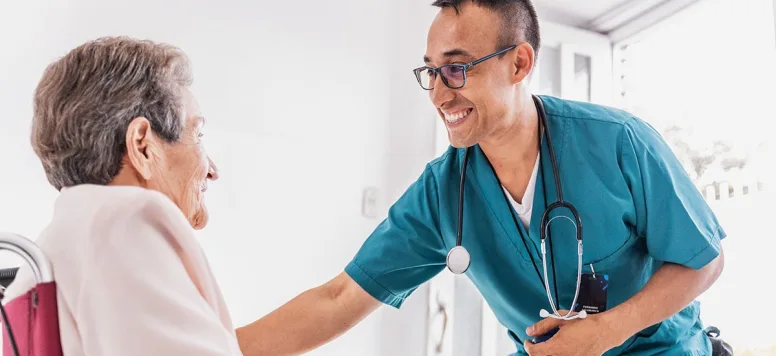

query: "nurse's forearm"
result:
(235, 272), (380, 356)
(603, 250), (725, 345)
(235, 287), (344, 355)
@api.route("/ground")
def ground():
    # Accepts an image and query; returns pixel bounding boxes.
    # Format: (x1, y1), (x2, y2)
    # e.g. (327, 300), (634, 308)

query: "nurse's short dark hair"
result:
(431, 0), (541, 58)
(31, 36), (192, 191)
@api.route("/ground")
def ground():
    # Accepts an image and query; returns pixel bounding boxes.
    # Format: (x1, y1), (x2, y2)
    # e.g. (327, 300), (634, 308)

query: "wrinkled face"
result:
(424, 3), (533, 147)
(153, 89), (218, 229)
(125, 88), (219, 230)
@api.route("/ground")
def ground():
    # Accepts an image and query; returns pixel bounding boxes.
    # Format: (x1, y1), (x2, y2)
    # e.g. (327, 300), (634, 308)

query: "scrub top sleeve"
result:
(345, 164), (447, 308)
(620, 118), (726, 270)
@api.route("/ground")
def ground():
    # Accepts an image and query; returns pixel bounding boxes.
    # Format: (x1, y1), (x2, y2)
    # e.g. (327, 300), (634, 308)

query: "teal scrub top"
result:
(344, 95), (726, 355)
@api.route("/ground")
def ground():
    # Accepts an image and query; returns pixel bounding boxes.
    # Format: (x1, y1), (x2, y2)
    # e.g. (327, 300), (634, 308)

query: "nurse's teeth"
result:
(445, 109), (472, 123)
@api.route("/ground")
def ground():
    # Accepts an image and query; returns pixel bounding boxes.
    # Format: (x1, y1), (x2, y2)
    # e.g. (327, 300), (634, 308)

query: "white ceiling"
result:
(534, 0), (702, 40)
(535, 0), (636, 29)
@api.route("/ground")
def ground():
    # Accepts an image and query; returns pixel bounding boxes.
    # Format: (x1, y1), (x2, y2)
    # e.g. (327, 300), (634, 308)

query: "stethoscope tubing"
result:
(448, 95), (585, 321)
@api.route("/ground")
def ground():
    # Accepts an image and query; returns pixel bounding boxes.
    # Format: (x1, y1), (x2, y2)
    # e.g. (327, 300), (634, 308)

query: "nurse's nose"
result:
(429, 76), (455, 108)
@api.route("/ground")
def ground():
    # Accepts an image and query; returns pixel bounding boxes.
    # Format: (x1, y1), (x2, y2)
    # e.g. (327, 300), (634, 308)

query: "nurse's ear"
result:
(512, 42), (535, 84)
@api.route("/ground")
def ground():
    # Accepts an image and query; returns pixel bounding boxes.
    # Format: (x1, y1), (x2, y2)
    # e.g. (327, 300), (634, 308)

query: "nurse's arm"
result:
(603, 249), (725, 345)
(235, 271), (381, 356)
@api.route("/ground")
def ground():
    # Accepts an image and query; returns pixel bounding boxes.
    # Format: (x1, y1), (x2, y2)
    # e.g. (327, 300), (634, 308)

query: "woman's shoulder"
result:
(44, 185), (197, 261)
(5, 185), (194, 300)
(49, 185), (208, 286)
(59, 184), (189, 228)
(61, 184), (177, 209)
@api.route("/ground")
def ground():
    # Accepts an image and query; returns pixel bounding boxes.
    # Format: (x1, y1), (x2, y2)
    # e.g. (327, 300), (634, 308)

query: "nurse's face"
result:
(424, 3), (534, 148)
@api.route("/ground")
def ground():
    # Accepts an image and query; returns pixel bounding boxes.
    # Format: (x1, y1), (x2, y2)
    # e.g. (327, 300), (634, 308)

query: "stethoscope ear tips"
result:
(446, 246), (471, 274)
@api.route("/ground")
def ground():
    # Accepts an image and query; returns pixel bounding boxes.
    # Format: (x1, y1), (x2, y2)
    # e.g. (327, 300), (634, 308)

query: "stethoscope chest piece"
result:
(446, 246), (471, 274)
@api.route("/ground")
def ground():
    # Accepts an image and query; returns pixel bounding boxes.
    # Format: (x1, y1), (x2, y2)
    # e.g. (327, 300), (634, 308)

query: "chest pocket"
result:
(582, 229), (639, 272)
(546, 210), (639, 275)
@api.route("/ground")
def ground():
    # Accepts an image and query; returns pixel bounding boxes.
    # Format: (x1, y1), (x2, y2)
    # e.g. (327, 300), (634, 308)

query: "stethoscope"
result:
(445, 95), (587, 321)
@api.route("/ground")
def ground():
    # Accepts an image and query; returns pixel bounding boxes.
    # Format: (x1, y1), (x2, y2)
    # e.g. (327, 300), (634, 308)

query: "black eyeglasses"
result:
(413, 45), (516, 90)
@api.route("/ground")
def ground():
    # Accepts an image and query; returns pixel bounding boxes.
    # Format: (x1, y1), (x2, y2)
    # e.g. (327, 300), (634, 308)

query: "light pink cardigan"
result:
(4, 184), (243, 355)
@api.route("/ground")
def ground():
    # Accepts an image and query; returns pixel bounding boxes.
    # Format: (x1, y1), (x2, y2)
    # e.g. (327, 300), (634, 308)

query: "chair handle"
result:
(0, 232), (54, 284)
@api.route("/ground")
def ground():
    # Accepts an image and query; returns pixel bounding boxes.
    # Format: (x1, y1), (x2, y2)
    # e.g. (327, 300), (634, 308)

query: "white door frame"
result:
(773, 0), (776, 46)
(532, 20), (614, 106)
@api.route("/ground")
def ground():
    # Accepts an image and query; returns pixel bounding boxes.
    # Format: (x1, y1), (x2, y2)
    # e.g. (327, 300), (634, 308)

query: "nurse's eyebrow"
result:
(424, 49), (476, 64)
(443, 49), (474, 59)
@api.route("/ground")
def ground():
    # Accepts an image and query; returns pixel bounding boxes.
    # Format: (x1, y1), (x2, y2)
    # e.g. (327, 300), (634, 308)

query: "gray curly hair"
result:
(31, 36), (193, 190)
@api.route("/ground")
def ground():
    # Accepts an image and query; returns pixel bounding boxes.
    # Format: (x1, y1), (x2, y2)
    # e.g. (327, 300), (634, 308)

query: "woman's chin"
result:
(190, 203), (209, 230)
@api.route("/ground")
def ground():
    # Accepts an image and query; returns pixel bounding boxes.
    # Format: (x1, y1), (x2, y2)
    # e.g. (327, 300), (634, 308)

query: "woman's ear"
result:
(125, 117), (156, 180)
(513, 42), (535, 84)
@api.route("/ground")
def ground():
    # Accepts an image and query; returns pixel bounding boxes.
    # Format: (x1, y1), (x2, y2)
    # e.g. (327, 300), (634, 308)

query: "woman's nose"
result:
(207, 157), (219, 181)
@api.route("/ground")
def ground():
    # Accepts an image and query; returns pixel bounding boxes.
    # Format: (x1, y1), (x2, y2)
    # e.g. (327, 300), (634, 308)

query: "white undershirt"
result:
(501, 152), (540, 229)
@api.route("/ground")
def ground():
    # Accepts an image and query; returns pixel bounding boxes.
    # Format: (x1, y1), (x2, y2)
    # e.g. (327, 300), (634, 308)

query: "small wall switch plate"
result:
(361, 187), (379, 218)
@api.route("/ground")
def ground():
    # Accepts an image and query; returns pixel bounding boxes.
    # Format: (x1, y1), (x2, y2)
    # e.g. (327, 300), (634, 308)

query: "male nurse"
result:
(236, 0), (727, 355)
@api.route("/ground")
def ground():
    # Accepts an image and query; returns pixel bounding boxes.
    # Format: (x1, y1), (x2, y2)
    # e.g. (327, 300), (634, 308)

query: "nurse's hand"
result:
(523, 310), (626, 356)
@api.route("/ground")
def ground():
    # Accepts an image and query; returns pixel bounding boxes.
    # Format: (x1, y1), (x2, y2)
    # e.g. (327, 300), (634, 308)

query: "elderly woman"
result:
(4, 37), (242, 355)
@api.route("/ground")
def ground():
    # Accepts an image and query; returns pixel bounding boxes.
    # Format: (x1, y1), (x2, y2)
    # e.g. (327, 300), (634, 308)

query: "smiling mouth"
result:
(200, 183), (208, 192)
(443, 108), (473, 125)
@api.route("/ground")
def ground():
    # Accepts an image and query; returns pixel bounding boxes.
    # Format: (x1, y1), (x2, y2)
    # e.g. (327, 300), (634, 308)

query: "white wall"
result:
(0, 1), (440, 355)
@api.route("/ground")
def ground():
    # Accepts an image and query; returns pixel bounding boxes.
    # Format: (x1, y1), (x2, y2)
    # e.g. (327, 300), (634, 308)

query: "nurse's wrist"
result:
(599, 305), (641, 347)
